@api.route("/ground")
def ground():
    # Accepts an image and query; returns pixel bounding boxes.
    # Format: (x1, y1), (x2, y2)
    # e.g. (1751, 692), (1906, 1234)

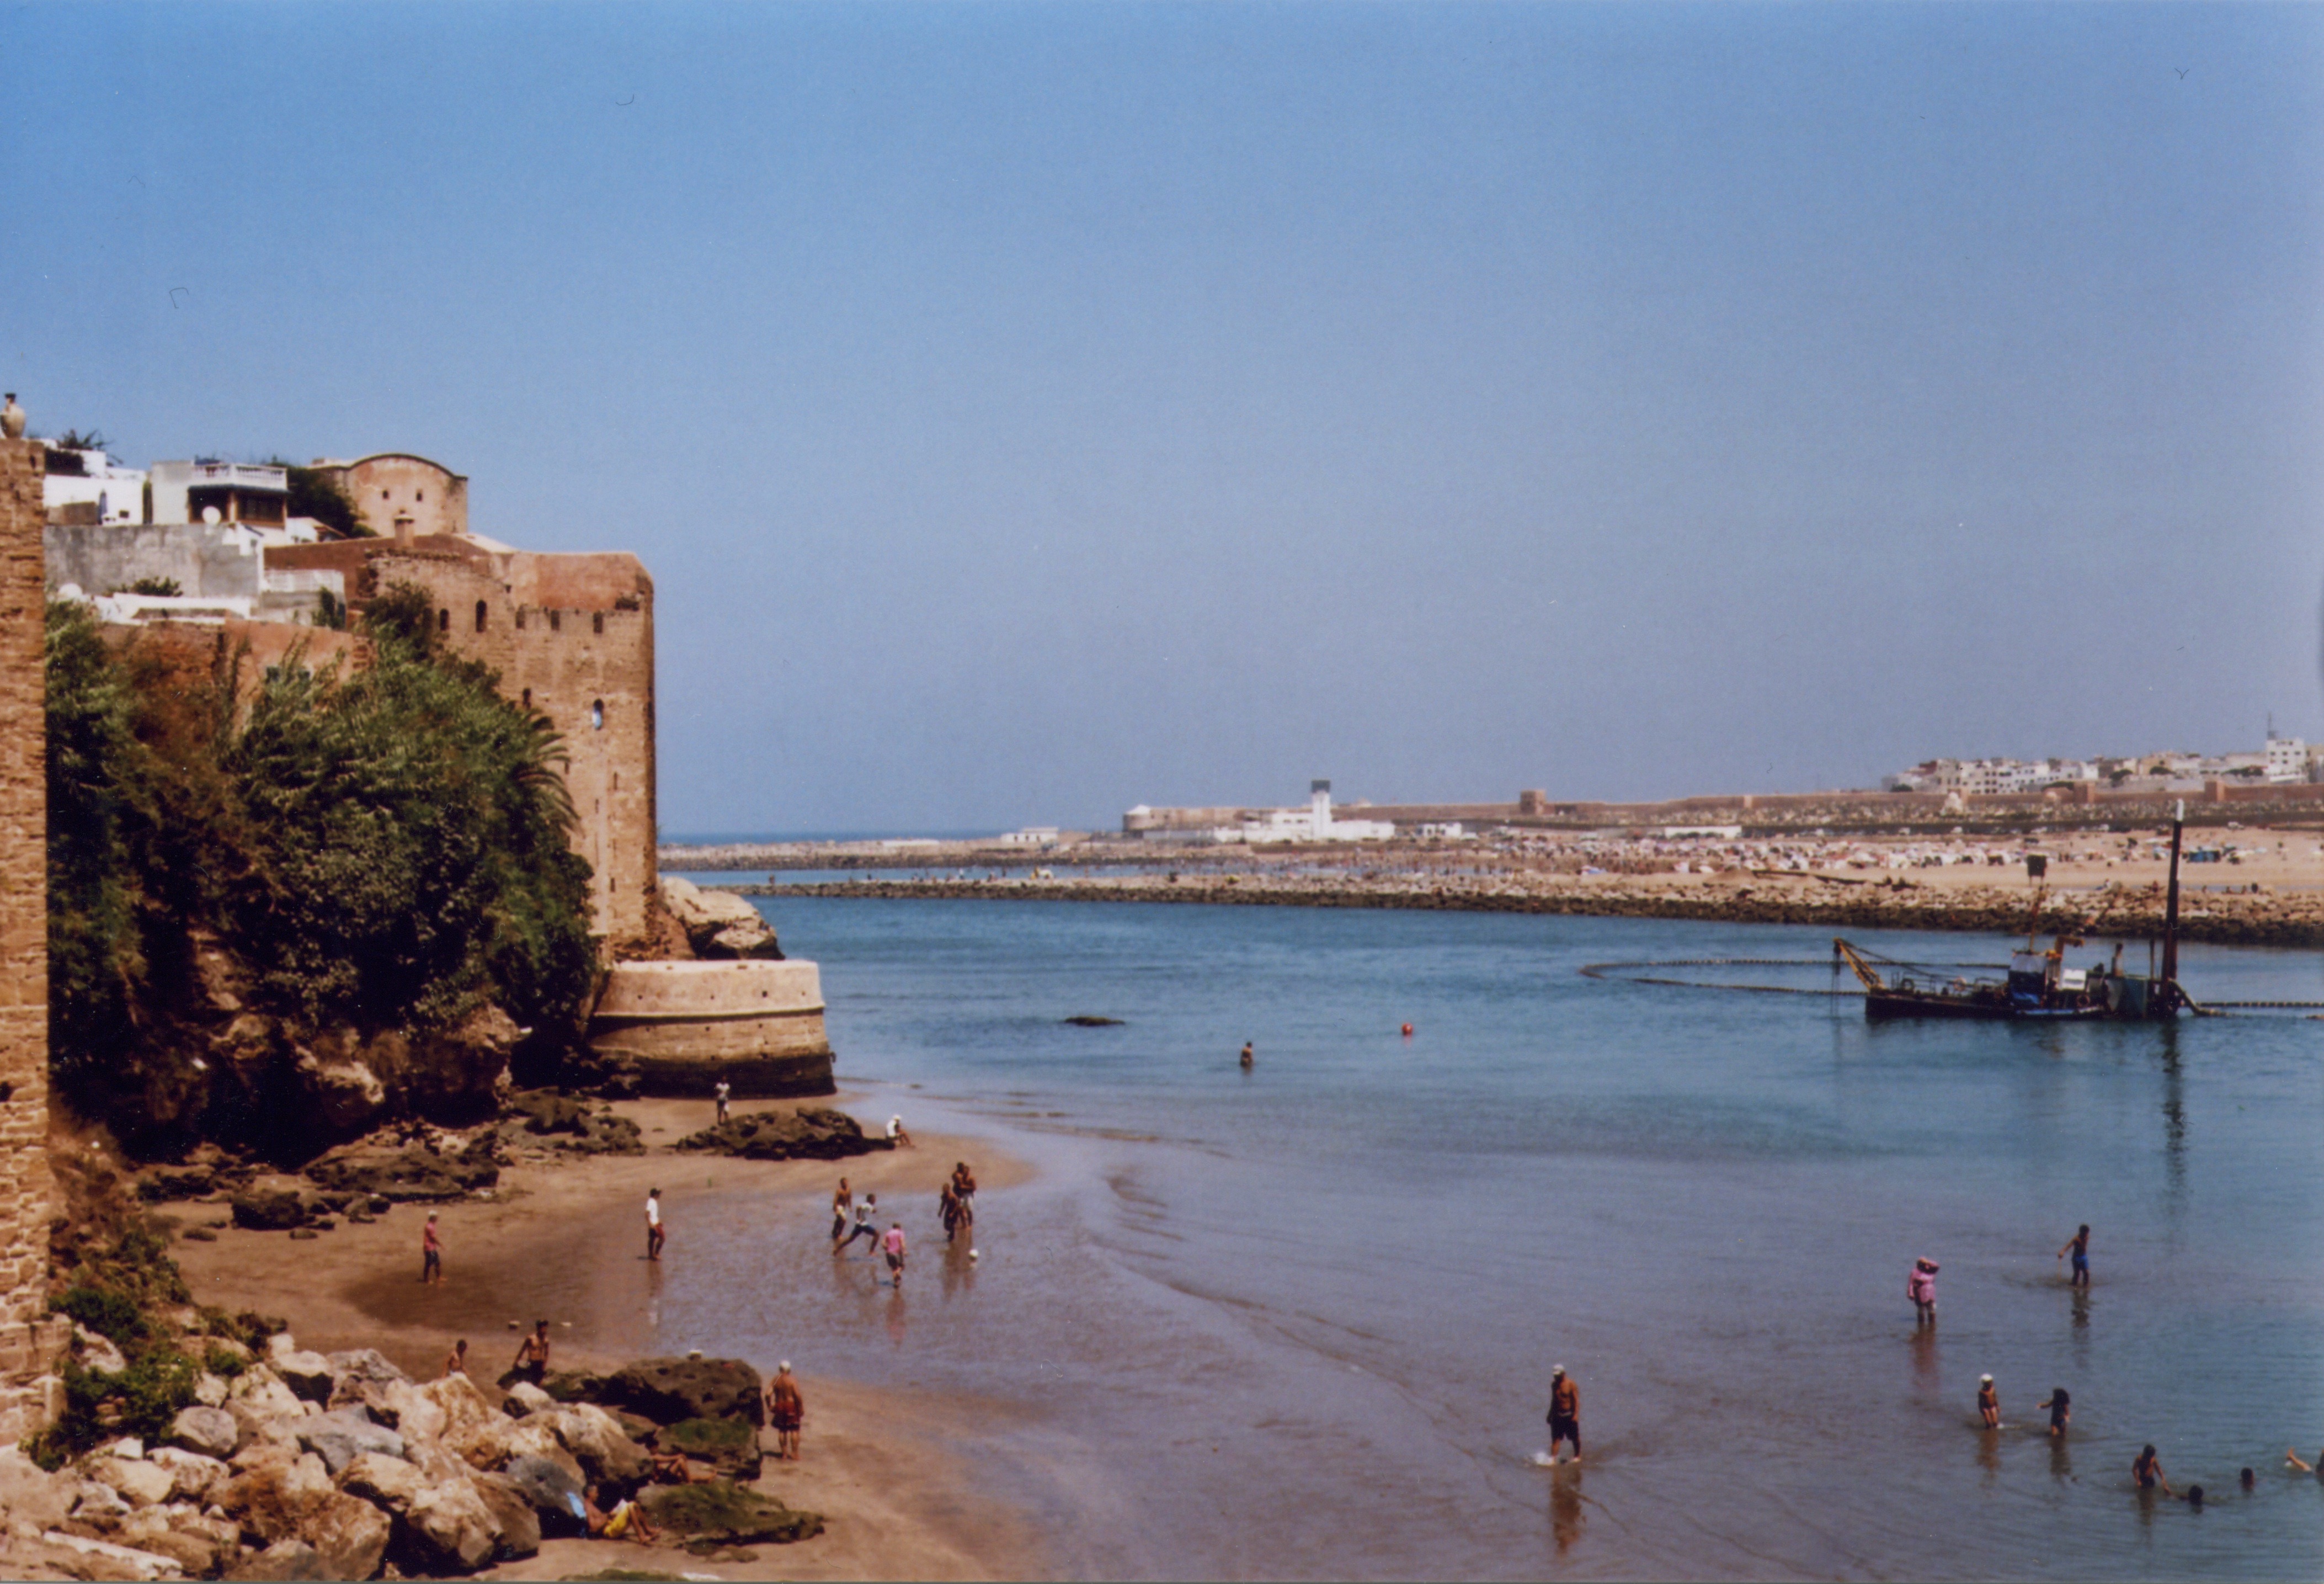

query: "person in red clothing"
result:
(1547, 1366), (1581, 1464)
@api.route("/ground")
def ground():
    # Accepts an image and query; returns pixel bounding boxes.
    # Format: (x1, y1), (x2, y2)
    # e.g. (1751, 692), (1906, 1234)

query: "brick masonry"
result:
(0, 441), (66, 1441)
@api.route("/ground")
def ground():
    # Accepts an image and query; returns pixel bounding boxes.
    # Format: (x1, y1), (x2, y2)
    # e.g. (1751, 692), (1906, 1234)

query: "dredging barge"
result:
(1833, 807), (2197, 1022)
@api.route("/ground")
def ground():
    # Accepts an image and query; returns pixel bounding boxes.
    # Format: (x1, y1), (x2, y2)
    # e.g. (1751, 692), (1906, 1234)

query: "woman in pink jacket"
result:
(1907, 1257), (1939, 1325)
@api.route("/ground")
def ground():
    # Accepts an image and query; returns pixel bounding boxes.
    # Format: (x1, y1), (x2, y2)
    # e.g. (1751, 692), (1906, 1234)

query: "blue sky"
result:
(6, 3), (2320, 834)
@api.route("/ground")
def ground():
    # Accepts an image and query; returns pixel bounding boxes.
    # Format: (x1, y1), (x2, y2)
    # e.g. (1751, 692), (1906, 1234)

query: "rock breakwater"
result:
(769, 873), (2324, 949)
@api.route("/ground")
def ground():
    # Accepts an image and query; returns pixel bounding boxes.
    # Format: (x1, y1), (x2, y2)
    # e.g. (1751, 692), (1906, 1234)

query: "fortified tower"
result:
(0, 431), (66, 1439)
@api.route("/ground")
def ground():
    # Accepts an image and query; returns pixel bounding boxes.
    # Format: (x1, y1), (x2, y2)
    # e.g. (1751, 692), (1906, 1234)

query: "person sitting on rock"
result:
(584, 1482), (659, 1543)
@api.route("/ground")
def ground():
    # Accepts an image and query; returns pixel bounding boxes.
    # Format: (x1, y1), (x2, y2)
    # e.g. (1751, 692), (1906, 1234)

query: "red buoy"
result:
(1400, 1023), (1414, 1037)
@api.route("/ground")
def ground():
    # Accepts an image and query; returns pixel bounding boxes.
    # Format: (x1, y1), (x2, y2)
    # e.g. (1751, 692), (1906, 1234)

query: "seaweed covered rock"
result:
(657, 1415), (763, 1480)
(499, 1090), (644, 1155)
(601, 1357), (764, 1427)
(637, 1479), (822, 1546)
(674, 1107), (886, 1162)
(305, 1141), (498, 1201)
(231, 1187), (307, 1231)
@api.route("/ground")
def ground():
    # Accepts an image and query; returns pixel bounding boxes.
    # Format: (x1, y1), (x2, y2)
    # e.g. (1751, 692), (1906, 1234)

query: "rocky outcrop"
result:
(304, 1139), (498, 1201)
(658, 1416), (764, 1480)
(0, 1328), (822, 1580)
(638, 1479), (822, 1546)
(600, 1356), (765, 1428)
(498, 1089), (645, 1155)
(673, 1108), (887, 1162)
(660, 877), (783, 960)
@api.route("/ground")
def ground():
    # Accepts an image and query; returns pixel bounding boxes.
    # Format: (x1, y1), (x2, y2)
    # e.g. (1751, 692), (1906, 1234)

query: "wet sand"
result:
(167, 1094), (1044, 1582)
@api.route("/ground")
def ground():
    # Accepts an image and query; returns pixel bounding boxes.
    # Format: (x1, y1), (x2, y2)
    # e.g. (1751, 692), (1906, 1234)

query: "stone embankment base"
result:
(766, 877), (2324, 950)
(587, 960), (835, 1097)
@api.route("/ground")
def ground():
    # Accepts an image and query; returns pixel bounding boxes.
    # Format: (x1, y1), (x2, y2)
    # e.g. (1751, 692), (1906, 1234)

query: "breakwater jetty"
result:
(748, 870), (2324, 949)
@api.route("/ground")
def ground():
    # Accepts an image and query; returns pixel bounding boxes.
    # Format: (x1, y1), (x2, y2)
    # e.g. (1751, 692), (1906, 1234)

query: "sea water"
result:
(644, 895), (2324, 1579)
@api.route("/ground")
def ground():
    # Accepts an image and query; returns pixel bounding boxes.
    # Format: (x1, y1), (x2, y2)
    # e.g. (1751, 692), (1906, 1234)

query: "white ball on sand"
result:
(1528, 1450), (1556, 1468)
(969, 1248), (980, 1261)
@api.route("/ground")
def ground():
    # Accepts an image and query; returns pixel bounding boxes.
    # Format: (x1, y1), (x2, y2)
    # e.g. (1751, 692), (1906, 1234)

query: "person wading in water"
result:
(1546, 1366), (1581, 1464)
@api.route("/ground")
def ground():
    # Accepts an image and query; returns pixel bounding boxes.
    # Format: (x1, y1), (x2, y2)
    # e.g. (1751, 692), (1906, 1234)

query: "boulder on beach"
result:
(500, 1453), (587, 1536)
(499, 1089), (644, 1155)
(638, 1478), (822, 1546)
(601, 1356), (765, 1427)
(168, 1404), (240, 1461)
(304, 1141), (498, 1201)
(230, 1187), (307, 1231)
(657, 1415), (763, 1481)
(673, 1107), (886, 1161)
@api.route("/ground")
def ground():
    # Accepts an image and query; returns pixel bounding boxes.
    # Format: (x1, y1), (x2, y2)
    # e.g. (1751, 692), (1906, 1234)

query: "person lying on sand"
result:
(584, 1483), (659, 1543)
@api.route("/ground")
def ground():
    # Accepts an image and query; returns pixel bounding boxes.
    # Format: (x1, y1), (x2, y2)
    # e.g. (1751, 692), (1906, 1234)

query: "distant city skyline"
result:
(7, 3), (2320, 833)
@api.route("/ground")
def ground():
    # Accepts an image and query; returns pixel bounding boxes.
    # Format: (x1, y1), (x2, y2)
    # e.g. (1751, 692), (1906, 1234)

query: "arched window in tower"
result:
(590, 700), (605, 731)
(475, 600), (487, 632)
(593, 612), (605, 635)
(438, 608), (449, 632)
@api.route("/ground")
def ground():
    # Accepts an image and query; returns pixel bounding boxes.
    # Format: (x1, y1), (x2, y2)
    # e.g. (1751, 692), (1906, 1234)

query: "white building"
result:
(2264, 734), (2309, 784)
(1241, 781), (1394, 844)
(41, 446), (146, 525)
(149, 460), (291, 529)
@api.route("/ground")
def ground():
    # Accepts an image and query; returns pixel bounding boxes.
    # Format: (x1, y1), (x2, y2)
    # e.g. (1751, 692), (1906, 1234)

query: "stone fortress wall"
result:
(267, 491), (832, 1093)
(267, 535), (661, 949)
(0, 441), (65, 1442)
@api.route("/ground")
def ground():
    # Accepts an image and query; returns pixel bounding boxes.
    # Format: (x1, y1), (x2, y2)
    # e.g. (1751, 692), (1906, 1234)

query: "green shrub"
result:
(51, 1285), (147, 1348)
(33, 1348), (202, 1463)
(44, 584), (597, 1137)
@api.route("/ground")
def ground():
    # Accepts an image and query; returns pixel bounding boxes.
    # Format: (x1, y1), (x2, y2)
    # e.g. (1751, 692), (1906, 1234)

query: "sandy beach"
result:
(167, 1095), (1045, 1582)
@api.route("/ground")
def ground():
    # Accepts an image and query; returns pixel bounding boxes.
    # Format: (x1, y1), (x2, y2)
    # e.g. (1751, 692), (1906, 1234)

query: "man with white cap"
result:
(1547, 1365), (1581, 1464)
(767, 1360), (805, 1460)
(1977, 1373), (2000, 1429)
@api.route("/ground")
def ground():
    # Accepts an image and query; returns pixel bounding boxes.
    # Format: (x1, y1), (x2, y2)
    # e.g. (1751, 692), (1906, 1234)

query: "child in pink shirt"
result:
(881, 1223), (907, 1287)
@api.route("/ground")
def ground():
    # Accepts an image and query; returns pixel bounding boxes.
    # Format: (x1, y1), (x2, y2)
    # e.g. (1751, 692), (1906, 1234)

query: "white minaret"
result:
(1310, 779), (1332, 837)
